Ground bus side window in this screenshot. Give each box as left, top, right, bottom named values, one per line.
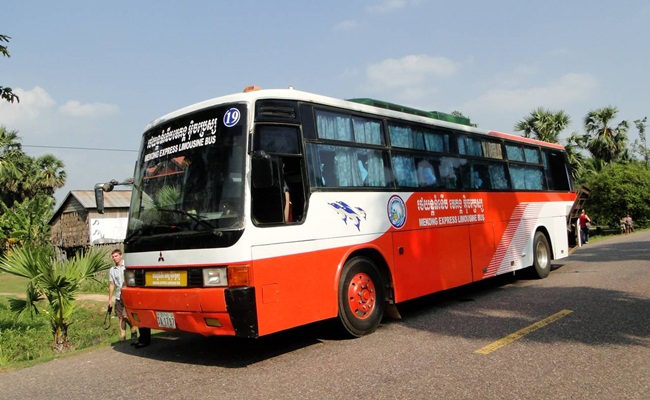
left=319, top=150, right=336, bottom=187
left=417, top=159, right=437, bottom=187
left=439, top=157, right=462, bottom=189
left=488, top=163, right=510, bottom=190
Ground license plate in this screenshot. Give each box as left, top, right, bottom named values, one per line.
left=156, top=311, right=176, bottom=329
left=145, top=270, right=187, bottom=287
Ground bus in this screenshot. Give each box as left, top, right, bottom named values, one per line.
left=97, top=86, right=576, bottom=338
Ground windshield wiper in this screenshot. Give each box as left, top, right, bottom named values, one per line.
left=157, top=208, right=215, bottom=231
left=124, top=224, right=181, bottom=244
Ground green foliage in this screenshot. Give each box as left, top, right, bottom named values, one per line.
left=1, top=127, right=65, bottom=252
left=583, top=107, right=629, bottom=164
left=0, top=195, right=54, bottom=249
left=0, top=246, right=112, bottom=352
left=584, top=163, right=650, bottom=228
left=78, top=270, right=109, bottom=293
left=0, top=34, right=19, bottom=103
left=632, top=117, right=649, bottom=168
left=514, top=107, right=570, bottom=143
left=0, top=297, right=119, bottom=369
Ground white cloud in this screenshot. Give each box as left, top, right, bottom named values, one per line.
left=367, top=0, right=409, bottom=13
left=361, top=54, right=459, bottom=104
left=59, top=100, right=119, bottom=118
left=458, top=72, right=600, bottom=133
left=366, top=54, right=459, bottom=91
left=0, top=86, right=56, bottom=128
left=469, top=73, right=599, bottom=113
left=0, top=86, right=120, bottom=138
left=333, top=19, right=357, bottom=32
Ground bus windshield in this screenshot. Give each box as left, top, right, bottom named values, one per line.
left=127, top=104, right=247, bottom=240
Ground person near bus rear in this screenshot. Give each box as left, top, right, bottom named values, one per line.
left=108, top=249, right=138, bottom=341
left=132, top=327, right=151, bottom=348
left=578, top=209, right=591, bottom=244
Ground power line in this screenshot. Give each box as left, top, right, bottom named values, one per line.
left=23, top=144, right=138, bottom=153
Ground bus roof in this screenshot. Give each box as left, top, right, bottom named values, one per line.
left=144, top=87, right=566, bottom=151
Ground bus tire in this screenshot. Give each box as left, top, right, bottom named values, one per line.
left=337, top=256, right=385, bottom=337
left=531, top=231, right=551, bottom=279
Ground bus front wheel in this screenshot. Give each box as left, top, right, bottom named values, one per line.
left=531, top=231, right=551, bottom=279
left=337, top=256, right=385, bottom=337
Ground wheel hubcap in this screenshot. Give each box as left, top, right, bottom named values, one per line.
left=536, top=242, right=549, bottom=268
left=347, top=272, right=376, bottom=319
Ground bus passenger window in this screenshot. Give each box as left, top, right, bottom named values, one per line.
left=440, top=157, right=463, bottom=189
left=417, top=160, right=437, bottom=187
left=489, top=163, right=510, bottom=189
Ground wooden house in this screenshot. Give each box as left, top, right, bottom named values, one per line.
left=49, top=190, right=131, bottom=258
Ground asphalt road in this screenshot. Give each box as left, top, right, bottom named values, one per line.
left=1, top=231, right=649, bottom=400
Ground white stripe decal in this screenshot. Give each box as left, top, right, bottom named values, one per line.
left=484, top=203, right=544, bottom=277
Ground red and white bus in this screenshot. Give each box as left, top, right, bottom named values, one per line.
left=104, top=86, right=576, bottom=338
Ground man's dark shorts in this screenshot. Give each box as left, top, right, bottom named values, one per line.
left=114, top=299, right=127, bottom=318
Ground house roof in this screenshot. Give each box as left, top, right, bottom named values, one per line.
left=49, top=190, right=131, bottom=224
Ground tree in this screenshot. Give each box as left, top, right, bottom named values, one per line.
left=33, top=154, right=67, bottom=196
left=583, top=106, right=629, bottom=164
left=0, top=195, right=55, bottom=248
left=584, top=162, right=650, bottom=228
left=0, top=246, right=112, bottom=352
left=564, top=132, right=589, bottom=183
left=0, top=127, right=66, bottom=252
left=632, top=117, right=649, bottom=169
left=514, top=107, right=570, bottom=143
left=0, top=34, right=19, bottom=103
left=0, top=127, right=23, bottom=184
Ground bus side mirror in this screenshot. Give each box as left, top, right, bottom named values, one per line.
left=252, top=151, right=275, bottom=188
left=94, top=179, right=127, bottom=214
left=94, top=184, right=106, bottom=214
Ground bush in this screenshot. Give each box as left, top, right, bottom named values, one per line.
left=585, top=163, right=650, bottom=228
left=0, top=297, right=120, bottom=370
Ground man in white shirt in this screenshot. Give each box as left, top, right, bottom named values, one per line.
left=108, top=249, right=137, bottom=341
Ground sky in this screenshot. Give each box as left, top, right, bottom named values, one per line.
left=2, top=0, right=649, bottom=206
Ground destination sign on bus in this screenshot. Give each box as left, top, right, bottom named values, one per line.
left=143, top=115, right=223, bottom=162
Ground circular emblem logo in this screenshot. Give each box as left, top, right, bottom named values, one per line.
left=387, top=195, right=407, bottom=229
left=223, top=108, right=241, bottom=127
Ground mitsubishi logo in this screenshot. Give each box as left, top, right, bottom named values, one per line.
left=158, top=252, right=165, bottom=262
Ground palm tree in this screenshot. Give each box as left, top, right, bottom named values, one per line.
left=565, top=132, right=589, bottom=182
left=514, top=108, right=571, bottom=143
left=0, top=127, right=23, bottom=185
left=0, top=246, right=112, bottom=352
left=33, top=154, right=67, bottom=195
left=0, top=128, right=67, bottom=204
left=583, top=106, right=629, bottom=164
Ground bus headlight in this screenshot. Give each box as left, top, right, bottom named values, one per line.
left=203, top=267, right=228, bottom=287
left=124, top=270, right=136, bottom=287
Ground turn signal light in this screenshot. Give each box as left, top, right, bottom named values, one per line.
left=228, top=265, right=250, bottom=287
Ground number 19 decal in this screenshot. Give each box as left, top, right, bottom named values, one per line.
left=223, top=108, right=241, bottom=127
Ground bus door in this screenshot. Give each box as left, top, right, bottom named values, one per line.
left=391, top=226, right=472, bottom=302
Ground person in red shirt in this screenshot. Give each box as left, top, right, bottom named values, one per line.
left=578, top=209, right=591, bottom=244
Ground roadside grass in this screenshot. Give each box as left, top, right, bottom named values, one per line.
left=0, top=295, right=121, bottom=372
left=0, top=271, right=109, bottom=295
left=0, top=273, right=29, bottom=294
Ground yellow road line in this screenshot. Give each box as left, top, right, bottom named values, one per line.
left=475, top=309, right=573, bottom=355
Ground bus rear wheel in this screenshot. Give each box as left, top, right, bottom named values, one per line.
left=531, top=231, right=551, bottom=279
left=337, top=256, right=385, bottom=337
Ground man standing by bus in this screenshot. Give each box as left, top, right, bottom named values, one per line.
left=108, top=249, right=137, bottom=341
